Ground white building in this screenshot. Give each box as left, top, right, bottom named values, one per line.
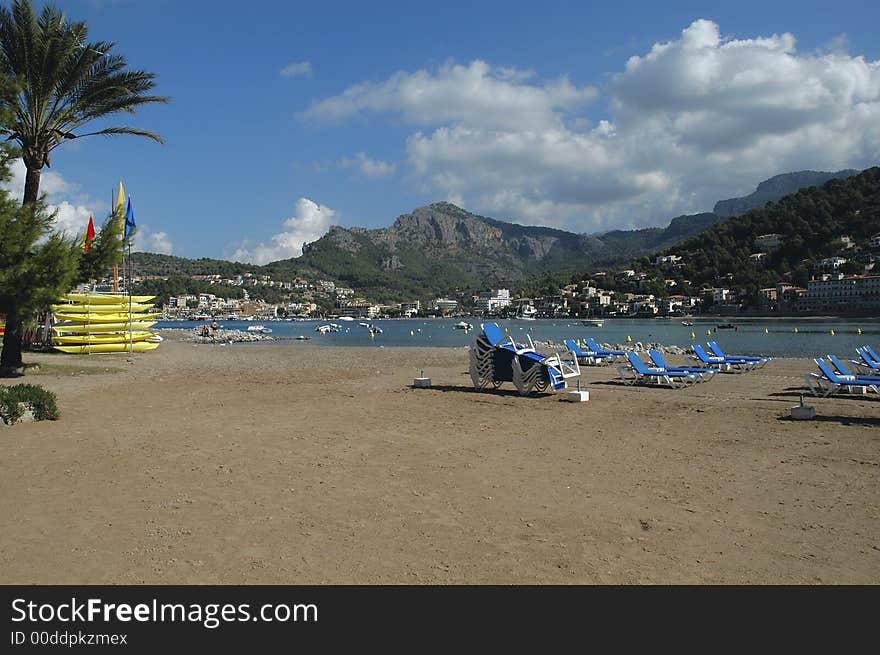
left=475, top=289, right=511, bottom=314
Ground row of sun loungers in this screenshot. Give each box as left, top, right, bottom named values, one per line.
left=805, top=346, right=880, bottom=397
left=617, top=350, right=716, bottom=388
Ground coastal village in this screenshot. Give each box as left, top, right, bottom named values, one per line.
left=126, top=228, right=880, bottom=321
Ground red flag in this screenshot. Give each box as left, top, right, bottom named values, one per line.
left=83, top=215, right=95, bottom=253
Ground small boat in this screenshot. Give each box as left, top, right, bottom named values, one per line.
left=453, top=321, right=473, bottom=330
left=359, top=322, right=371, bottom=327
left=681, top=320, right=694, bottom=326
left=247, top=325, right=272, bottom=334
left=581, top=319, right=604, bottom=327
left=315, top=324, right=338, bottom=334
left=369, top=326, right=383, bottom=334
left=514, top=305, right=538, bottom=320
left=716, top=323, right=736, bottom=330
left=295, top=335, right=312, bottom=340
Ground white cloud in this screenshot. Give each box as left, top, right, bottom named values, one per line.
left=1, top=159, right=104, bottom=237
left=232, top=197, right=335, bottom=265
left=281, top=61, right=313, bottom=78
left=302, top=22, right=880, bottom=232
left=339, top=152, right=396, bottom=178
left=131, top=227, right=173, bottom=255
left=301, top=59, right=597, bottom=132
left=2, top=159, right=176, bottom=253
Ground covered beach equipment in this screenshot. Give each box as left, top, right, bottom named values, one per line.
left=648, top=348, right=716, bottom=382
left=618, top=350, right=701, bottom=388
left=707, top=341, right=770, bottom=368
left=804, top=357, right=880, bottom=397
left=470, top=322, right=580, bottom=396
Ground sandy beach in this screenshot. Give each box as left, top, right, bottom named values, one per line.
left=1, top=334, right=878, bottom=584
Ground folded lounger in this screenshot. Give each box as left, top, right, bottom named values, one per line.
left=691, top=343, right=756, bottom=373
left=648, top=348, right=716, bottom=381
left=584, top=337, right=627, bottom=361
left=564, top=338, right=603, bottom=366
left=470, top=322, right=580, bottom=396
left=618, top=350, right=700, bottom=388
left=707, top=341, right=770, bottom=368
left=804, top=357, right=880, bottom=397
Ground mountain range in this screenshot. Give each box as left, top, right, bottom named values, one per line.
left=131, top=168, right=862, bottom=301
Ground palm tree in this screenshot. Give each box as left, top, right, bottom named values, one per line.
left=0, top=0, right=168, bottom=205
left=0, top=0, right=166, bottom=374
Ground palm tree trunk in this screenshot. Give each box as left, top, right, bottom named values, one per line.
left=0, top=306, right=24, bottom=375
left=22, top=162, right=41, bottom=206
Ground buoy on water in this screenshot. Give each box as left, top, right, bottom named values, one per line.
left=690, top=331, right=696, bottom=339
left=764, top=328, right=769, bottom=334
left=409, top=330, right=414, bottom=336
left=857, top=327, right=862, bottom=335
left=830, top=329, right=835, bottom=336
left=794, top=327, right=799, bottom=333
left=626, top=335, right=632, bottom=343
left=706, top=329, right=711, bottom=336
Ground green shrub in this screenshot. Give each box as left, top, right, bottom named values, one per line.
left=0, top=384, right=60, bottom=423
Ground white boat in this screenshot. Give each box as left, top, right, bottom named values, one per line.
left=247, top=324, right=272, bottom=334
left=514, top=305, right=537, bottom=320
left=453, top=321, right=473, bottom=330
left=359, top=322, right=371, bottom=327
left=681, top=320, right=694, bottom=326
left=581, top=319, right=604, bottom=327
left=315, top=324, right=339, bottom=334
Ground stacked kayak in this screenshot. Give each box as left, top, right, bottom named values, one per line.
left=51, top=293, right=161, bottom=354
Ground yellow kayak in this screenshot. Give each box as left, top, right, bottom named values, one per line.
left=53, top=331, right=157, bottom=344
left=53, top=312, right=162, bottom=323
left=61, top=293, right=156, bottom=304
left=53, top=321, right=157, bottom=334
left=54, top=341, right=160, bottom=354
left=52, top=321, right=156, bottom=334
left=52, top=303, right=156, bottom=314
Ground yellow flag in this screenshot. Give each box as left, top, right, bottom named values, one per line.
left=115, top=180, right=127, bottom=234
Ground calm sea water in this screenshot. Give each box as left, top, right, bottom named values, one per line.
left=155, top=317, right=880, bottom=359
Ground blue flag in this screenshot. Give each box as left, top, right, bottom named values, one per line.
left=124, top=197, right=136, bottom=240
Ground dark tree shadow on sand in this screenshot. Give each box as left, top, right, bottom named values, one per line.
left=414, top=384, right=554, bottom=399
left=777, top=414, right=880, bottom=428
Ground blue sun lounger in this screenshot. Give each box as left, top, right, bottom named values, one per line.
left=805, top=357, right=880, bottom=397
left=692, top=343, right=756, bottom=373
left=618, top=350, right=700, bottom=388
left=584, top=337, right=627, bottom=361
left=853, top=346, right=880, bottom=374
left=564, top=338, right=604, bottom=365
left=707, top=341, right=770, bottom=368
left=826, top=354, right=880, bottom=383
left=470, top=322, right=580, bottom=395
left=649, top=348, right=716, bottom=381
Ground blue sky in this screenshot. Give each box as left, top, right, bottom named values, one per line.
left=4, top=0, right=880, bottom=261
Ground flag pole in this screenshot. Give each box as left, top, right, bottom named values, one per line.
left=112, top=187, right=119, bottom=293
left=128, top=238, right=133, bottom=355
